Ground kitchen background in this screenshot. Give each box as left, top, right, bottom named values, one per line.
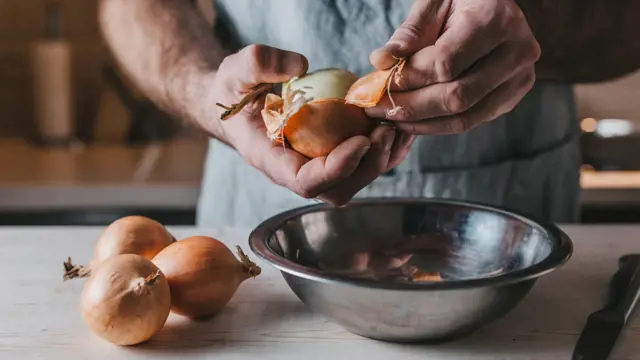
left=0, top=1, right=639, bottom=226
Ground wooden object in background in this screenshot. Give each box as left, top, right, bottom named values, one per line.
left=0, top=0, right=101, bottom=139
left=30, top=2, right=74, bottom=145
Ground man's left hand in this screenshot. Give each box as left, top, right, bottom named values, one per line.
left=367, top=0, right=541, bottom=135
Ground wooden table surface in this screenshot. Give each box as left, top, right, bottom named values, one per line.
left=1, top=225, right=639, bottom=359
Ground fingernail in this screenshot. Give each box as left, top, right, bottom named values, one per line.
left=370, top=43, right=403, bottom=70
left=284, top=52, right=309, bottom=76
left=384, top=42, right=403, bottom=56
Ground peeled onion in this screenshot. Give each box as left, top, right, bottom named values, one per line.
left=64, top=216, right=175, bottom=280
left=80, top=254, right=171, bottom=346
left=218, top=59, right=406, bottom=158
left=152, top=236, right=261, bottom=319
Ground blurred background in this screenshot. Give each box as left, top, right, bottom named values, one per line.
left=0, top=1, right=639, bottom=226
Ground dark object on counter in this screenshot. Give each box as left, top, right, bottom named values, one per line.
left=572, top=254, right=640, bottom=360
left=249, top=197, right=573, bottom=343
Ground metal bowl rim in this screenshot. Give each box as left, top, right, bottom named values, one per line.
left=248, top=197, right=573, bottom=291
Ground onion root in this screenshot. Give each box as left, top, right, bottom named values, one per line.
left=236, top=245, right=262, bottom=278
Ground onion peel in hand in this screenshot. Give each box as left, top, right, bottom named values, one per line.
left=216, top=58, right=407, bottom=158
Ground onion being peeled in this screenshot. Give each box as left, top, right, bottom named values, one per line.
left=217, top=59, right=406, bottom=158
left=152, top=236, right=261, bottom=319
left=80, top=254, right=171, bottom=346
left=64, top=216, right=175, bottom=280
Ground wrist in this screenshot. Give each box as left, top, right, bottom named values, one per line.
left=165, top=67, right=230, bottom=145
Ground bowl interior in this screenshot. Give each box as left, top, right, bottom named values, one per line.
left=260, top=200, right=565, bottom=284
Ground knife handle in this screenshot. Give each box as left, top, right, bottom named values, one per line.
left=606, top=254, right=640, bottom=323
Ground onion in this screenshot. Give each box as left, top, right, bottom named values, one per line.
left=80, top=254, right=171, bottom=346
left=151, top=236, right=261, bottom=319
left=217, top=59, right=406, bottom=158
left=64, top=216, right=175, bottom=280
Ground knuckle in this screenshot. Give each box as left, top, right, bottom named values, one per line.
left=450, top=116, right=478, bottom=133
left=398, top=122, right=420, bottom=135
left=529, top=40, right=542, bottom=62
left=393, top=104, right=416, bottom=121
left=443, top=81, right=472, bottom=114
left=434, top=49, right=456, bottom=82
left=395, top=23, right=423, bottom=44
left=245, top=44, right=271, bottom=74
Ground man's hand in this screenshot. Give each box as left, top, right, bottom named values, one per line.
left=210, top=45, right=414, bottom=205
left=367, top=0, right=541, bottom=135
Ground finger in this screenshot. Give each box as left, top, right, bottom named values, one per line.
left=395, top=69, right=535, bottom=135
left=387, top=131, right=416, bottom=171
left=369, top=0, right=451, bottom=70
left=221, top=44, right=309, bottom=87
left=244, top=129, right=372, bottom=199
left=366, top=42, right=534, bottom=121
left=388, top=14, right=509, bottom=91
left=317, top=125, right=396, bottom=206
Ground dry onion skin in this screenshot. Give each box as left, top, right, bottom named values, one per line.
left=64, top=216, right=175, bottom=280
left=217, top=59, right=406, bottom=158
left=80, top=254, right=171, bottom=346
left=152, top=236, right=261, bottom=319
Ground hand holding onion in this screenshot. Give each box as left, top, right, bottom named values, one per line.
left=209, top=44, right=415, bottom=206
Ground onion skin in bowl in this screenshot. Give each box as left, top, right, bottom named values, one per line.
left=218, top=59, right=406, bottom=159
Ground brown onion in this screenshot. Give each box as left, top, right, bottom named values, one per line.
left=218, top=59, right=406, bottom=158
left=80, top=254, right=171, bottom=346
left=64, top=216, right=175, bottom=280
left=152, top=236, right=261, bottom=319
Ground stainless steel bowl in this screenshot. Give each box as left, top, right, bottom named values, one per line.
left=248, top=198, right=573, bottom=343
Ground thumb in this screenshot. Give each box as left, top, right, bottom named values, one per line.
left=232, top=44, right=309, bottom=86
left=370, top=0, right=450, bottom=70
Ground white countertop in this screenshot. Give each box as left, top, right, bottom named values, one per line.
left=1, top=225, right=639, bottom=359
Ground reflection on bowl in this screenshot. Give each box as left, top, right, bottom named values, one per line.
left=249, top=198, right=573, bottom=343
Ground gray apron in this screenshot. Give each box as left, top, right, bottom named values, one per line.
left=197, top=0, right=582, bottom=229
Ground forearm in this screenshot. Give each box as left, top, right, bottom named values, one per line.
left=517, top=0, right=640, bottom=83
left=99, top=0, right=227, bottom=141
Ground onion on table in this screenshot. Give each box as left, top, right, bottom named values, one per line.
left=61, top=215, right=261, bottom=346
left=152, top=236, right=262, bottom=319
left=79, top=254, right=171, bottom=346
left=63, top=216, right=175, bottom=280
left=217, top=58, right=406, bottom=158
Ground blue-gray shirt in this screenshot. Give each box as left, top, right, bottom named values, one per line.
left=197, top=0, right=581, bottom=228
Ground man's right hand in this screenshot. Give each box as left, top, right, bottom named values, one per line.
left=206, top=44, right=414, bottom=205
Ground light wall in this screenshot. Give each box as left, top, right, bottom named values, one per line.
left=574, top=70, right=640, bottom=122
